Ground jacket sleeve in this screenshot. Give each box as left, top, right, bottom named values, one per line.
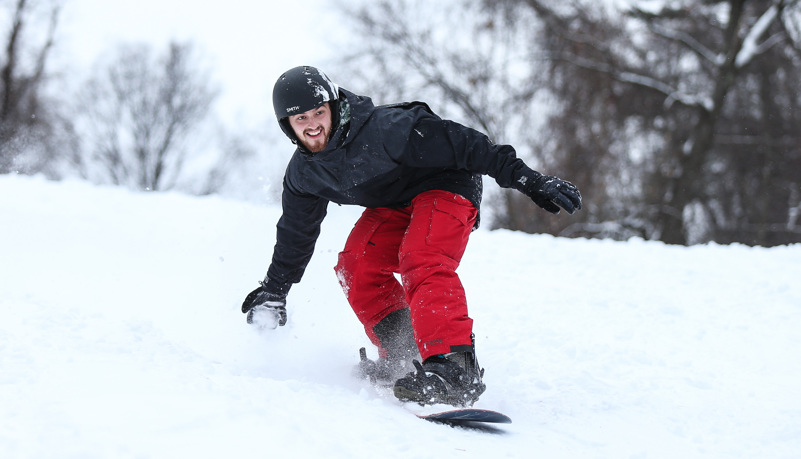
left=265, top=175, right=329, bottom=289
left=401, top=111, right=536, bottom=190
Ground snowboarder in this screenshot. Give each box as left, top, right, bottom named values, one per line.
left=241, top=66, right=582, bottom=407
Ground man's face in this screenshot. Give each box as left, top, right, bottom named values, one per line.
left=287, top=103, right=333, bottom=153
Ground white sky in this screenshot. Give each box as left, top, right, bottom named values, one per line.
left=56, top=0, right=343, bottom=127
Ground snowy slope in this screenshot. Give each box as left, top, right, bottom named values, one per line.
left=1, top=175, right=800, bottom=458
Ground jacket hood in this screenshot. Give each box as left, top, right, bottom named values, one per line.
left=336, top=88, right=375, bottom=144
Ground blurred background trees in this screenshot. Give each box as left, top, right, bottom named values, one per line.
left=0, top=0, right=70, bottom=177
left=510, top=0, right=801, bottom=246
left=339, top=0, right=801, bottom=246
left=0, top=1, right=264, bottom=195
left=2, top=0, right=800, bottom=246
left=72, top=42, right=217, bottom=191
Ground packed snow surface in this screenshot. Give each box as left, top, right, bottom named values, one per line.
left=2, top=175, right=800, bottom=458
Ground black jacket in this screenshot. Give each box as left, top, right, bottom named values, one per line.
left=265, top=89, right=536, bottom=291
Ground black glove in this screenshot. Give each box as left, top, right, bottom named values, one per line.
left=242, top=282, right=288, bottom=328
left=516, top=171, right=582, bottom=215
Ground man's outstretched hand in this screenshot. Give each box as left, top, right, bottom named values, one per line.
left=517, top=172, right=582, bottom=215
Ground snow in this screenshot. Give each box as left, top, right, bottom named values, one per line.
left=2, top=174, right=800, bottom=458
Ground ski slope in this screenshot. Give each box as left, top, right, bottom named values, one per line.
left=1, top=175, right=800, bottom=458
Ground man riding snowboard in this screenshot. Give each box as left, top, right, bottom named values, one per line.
left=242, top=66, right=582, bottom=407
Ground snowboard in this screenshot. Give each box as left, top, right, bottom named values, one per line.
left=418, top=408, right=512, bottom=425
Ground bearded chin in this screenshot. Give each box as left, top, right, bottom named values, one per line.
left=303, top=130, right=330, bottom=153
left=308, top=142, right=326, bottom=153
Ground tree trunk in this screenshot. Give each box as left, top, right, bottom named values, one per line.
left=658, top=0, right=746, bottom=245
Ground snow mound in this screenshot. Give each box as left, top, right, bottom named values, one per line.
left=1, top=175, right=800, bottom=458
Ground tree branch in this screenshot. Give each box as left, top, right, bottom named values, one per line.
left=735, top=1, right=786, bottom=68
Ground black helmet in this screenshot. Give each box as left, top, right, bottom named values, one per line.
left=273, top=66, right=340, bottom=142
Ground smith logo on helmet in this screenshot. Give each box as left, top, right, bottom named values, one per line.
left=286, top=106, right=300, bottom=113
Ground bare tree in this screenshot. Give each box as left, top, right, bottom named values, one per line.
left=339, top=0, right=539, bottom=140
left=334, top=0, right=801, bottom=245
left=337, top=0, right=590, bottom=234
left=75, top=41, right=218, bottom=191
left=0, top=0, right=64, bottom=175
left=505, top=0, right=801, bottom=245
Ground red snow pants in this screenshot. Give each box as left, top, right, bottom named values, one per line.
left=334, top=190, right=477, bottom=361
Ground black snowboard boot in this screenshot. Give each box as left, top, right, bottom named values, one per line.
left=392, top=335, right=485, bottom=407
left=355, top=308, right=419, bottom=384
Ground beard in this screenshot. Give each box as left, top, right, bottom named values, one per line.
left=300, top=125, right=331, bottom=153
